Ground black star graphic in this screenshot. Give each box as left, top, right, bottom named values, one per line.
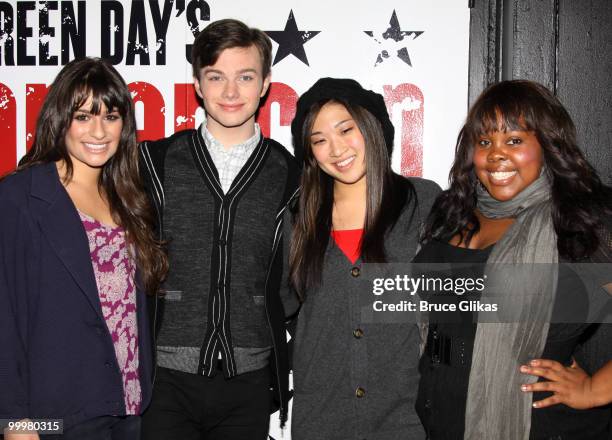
left=265, top=10, right=320, bottom=66
left=364, top=10, right=424, bottom=67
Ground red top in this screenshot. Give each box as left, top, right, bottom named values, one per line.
left=331, top=229, right=364, bottom=264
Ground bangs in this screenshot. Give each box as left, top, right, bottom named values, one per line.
left=466, top=88, right=540, bottom=140
left=70, top=70, right=130, bottom=116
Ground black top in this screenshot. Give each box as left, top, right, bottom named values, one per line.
left=414, top=239, right=611, bottom=440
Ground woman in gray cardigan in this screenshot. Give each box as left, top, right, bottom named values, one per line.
left=282, top=78, right=440, bottom=439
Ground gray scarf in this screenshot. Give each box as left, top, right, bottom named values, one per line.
left=464, top=173, right=558, bottom=440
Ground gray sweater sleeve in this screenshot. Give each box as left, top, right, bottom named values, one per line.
left=406, top=177, right=442, bottom=245
left=280, top=208, right=301, bottom=319
left=407, top=177, right=442, bottom=223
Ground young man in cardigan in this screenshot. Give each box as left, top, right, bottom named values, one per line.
left=140, top=19, right=298, bottom=439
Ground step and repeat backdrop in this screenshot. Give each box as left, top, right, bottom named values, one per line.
left=0, top=0, right=470, bottom=437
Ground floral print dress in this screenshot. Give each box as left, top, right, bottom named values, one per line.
left=80, top=211, right=142, bottom=415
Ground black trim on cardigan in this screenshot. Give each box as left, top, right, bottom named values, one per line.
left=190, top=130, right=271, bottom=378
left=138, top=129, right=300, bottom=427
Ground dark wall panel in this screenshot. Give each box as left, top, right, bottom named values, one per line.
left=510, top=0, right=557, bottom=91
left=468, top=0, right=501, bottom=105
left=557, top=1, right=612, bottom=183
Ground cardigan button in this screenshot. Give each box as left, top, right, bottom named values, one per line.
left=353, top=328, right=364, bottom=339
left=355, top=387, right=365, bottom=398
left=351, top=267, right=360, bottom=277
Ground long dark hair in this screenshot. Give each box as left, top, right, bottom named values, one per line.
left=18, top=57, right=168, bottom=294
left=289, top=99, right=412, bottom=299
left=422, top=80, right=612, bottom=260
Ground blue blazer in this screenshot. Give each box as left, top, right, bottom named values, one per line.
left=0, top=162, right=152, bottom=429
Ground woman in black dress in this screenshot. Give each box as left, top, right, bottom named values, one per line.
left=415, top=80, right=612, bottom=439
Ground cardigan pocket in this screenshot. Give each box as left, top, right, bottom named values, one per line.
left=163, top=290, right=182, bottom=301
left=229, top=283, right=269, bottom=345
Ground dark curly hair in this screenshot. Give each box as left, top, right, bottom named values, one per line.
left=421, top=80, right=612, bottom=260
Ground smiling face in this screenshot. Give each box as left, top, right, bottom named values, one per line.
left=309, top=102, right=367, bottom=187
left=64, top=96, right=123, bottom=174
left=193, top=45, right=271, bottom=143
left=473, top=129, right=544, bottom=201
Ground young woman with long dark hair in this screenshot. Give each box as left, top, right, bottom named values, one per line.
left=0, top=57, right=167, bottom=440
left=283, top=78, right=440, bottom=439
left=415, top=80, right=612, bottom=439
